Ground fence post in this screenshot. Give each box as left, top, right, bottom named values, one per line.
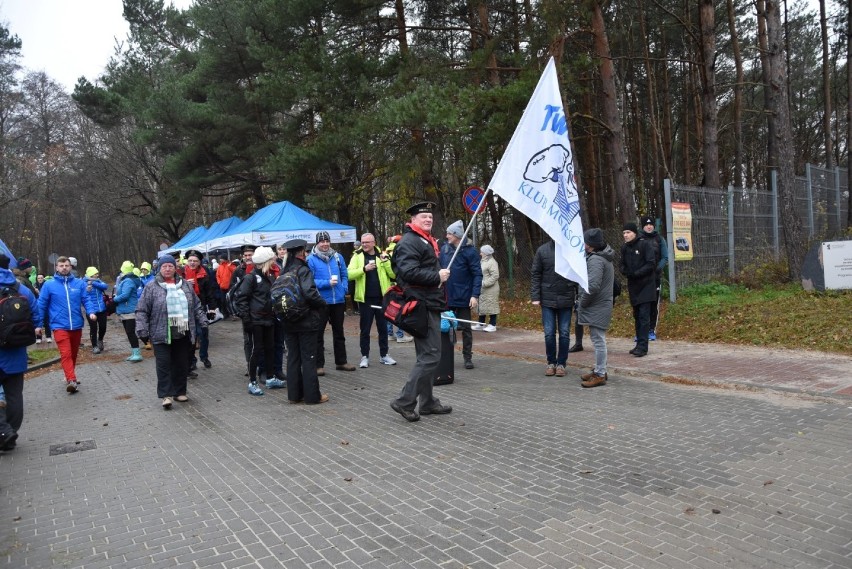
left=805, top=163, right=815, bottom=237
left=836, top=166, right=842, bottom=234
left=728, top=185, right=735, bottom=275
left=664, top=178, right=676, bottom=303
left=772, top=170, right=780, bottom=260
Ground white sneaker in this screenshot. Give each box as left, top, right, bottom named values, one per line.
left=36, top=338, right=42, bottom=344
left=396, top=335, right=414, bottom=343
left=46, top=338, right=52, bottom=343
left=483, top=324, right=497, bottom=332
left=359, top=355, right=369, bottom=368
left=379, top=355, right=397, bottom=365
left=470, top=323, right=483, bottom=331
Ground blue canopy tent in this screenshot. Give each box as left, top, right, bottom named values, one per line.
left=161, top=225, right=208, bottom=256
left=205, top=201, right=357, bottom=250
left=0, top=237, right=17, bottom=269
left=176, top=216, right=243, bottom=254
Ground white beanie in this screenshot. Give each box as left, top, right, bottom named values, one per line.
left=480, top=244, right=494, bottom=256
left=251, top=246, right=275, bottom=265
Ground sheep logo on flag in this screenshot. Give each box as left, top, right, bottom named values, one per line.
left=524, top=144, right=581, bottom=227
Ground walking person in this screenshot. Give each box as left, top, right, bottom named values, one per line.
left=279, top=239, right=329, bottom=405
left=235, top=246, right=285, bottom=396
left=531, top=240, right=579, bottom=377
left=439, top=220, right=482, bottom=369
left=308, top=231, right=355, bottom=374
left=36, top=256, right=98, bottom=393
left=473, top=244, right=500, bottom=332
left=577, top=228, right=615, bottom=387
left=113, top=260, right=143, bottom=362
left=0, top=264, right=41, bottom=451
left=640, top=216, right=668, bottom=340
left=34, top=273, right=52, bottom=344
left=389, top=201, right=452, bottom=423
left=347, top=233, right=396, bottom=369
left=83, top=267, right=109, bottom=354
left=621, top=222, right=657, bottom=357
left=136, top=255, right=208, bottom=409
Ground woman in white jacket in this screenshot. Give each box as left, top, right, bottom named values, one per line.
left=473, top=245, right=500, bottom=332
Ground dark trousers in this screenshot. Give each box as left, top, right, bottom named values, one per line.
left=632, top=302, right=653, bottom=352
left=153, top=335, right=192, bottom=398
left=393, top=310, right=442, bottom=412
left=0, top=371, right=24, bottom=438
left=88, top=311, right=108, bottom=346
left=249, top=324, right=275, bottom=381
left=448, top=305, right=472, bottom=362
left=316, top=303, right=347, bottom=367
left=242, top=322, right=253, bottom=363
left=122, top=318, right=139, bottom=349
left=360, top=296, right=389, bottom=358
left=285, top=330, right=321, bottom=403
left=257, top=319, right=285, bottom=377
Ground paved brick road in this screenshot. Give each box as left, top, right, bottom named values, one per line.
left=1, top=318, right=850, bottom=568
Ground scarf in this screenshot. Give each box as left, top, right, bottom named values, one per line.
left=157, top=277, right=189, bottom=341
left=311, top=245, right=336, bottom=263
left=406, top=222, right=439, bottom=257
left=183, top=265, right=207, bottom=295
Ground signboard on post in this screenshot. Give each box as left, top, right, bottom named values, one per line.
left=671, top=202, right=694, bottom=261
left=822, top=241, right=852, bottom=290
left=462, top=186, right=486, bottom=215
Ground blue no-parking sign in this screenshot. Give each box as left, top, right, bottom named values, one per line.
left=463, top=186, right=486, bottom=214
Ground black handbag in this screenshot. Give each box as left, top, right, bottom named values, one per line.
left=382, top=285, right=428, bottom=339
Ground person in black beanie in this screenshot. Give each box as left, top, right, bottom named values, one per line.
left=620, top=222, right=656, bottom=357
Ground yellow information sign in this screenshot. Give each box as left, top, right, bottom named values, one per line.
left=671, top=202, right=693, bottom=261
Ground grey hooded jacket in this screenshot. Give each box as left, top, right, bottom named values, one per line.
left=577, top=245, right=615, bottom=330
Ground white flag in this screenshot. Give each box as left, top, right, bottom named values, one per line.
left=488, top=57, right=588, bottom=292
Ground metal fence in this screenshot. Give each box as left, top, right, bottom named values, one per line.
left=664, top=165, right=850, bottom=301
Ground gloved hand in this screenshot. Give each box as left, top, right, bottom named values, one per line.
left=138, top=335, right=149, bottom=345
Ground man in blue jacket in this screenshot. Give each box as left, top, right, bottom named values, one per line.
left=36, top=256, right=98, bottom=393
left=0, top=266, right=41, bottom=450
left=439, top=220, right=482, bottom=369
left=307, top=231, right=356, bottom=374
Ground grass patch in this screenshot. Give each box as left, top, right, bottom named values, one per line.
left=28, top=348, right=59, bottom=365
left=498, top=283, right=852, bottom=355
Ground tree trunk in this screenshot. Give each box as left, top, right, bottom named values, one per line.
left=819, top=0, right=834, bottom=168
left=765, top=0, right=806, bottom=279
left=757, top=0, right=776, bottom=188
left=590, top=1, right=636, bottom=222
left=726, top=0, right=744, bottom=188
left=393, top=0, right=408, bottom=55
left=698, top=0, right=720, bottom=188
left=848, top=0, right=852, bottom=227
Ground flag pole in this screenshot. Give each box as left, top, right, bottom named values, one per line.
left=445, top=187, right=492, bottom=271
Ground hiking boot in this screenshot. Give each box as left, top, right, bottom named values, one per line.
left=97, top=340, right=104, bottom=351
left=581, top=371, right=607, bottom=382
left=162, top=396, right=173, bottom=409
left=464, top=360, right=474, bottom=369
left=568, top=344, right=583, bottom=353
left=379, top=355, right=397, bottom=365
left=144, top=341, right=152, bottom=350
left=336, top=363, right=356, bottom=371
left=359, top=355, right=369, bottom=368
left=92, top=346, right=102, bottom=354
left=545, top=364, right=556, bottom=376
left=203, top=358, right=212, bottom=368
left=396, top=334, right=414, bottom=343
left=247, top=382, right=264, bottom=396
left=581, top=374, right=607, bottom=388
left=66, top=381, right=79, bottom=393
left=554, top=364, right=566, bottom=377
left=265, top=377, right=286, bottom=389
left=390, top=401, right=420, bottom=422
left=419, top=403, right=452, bottom=415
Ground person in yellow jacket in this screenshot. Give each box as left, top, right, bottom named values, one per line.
left=347, top=233, right=398, bottom=368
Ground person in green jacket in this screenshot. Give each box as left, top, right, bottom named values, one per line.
left=347, top=233, right=397, bottom=368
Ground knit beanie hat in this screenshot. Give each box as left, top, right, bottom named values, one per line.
left=640, top=216, right=654, bottom=227
left=17, top=258, right=33, bottom=271
left=85, top=266, right=99, bottom=278
left=252, top=246, right=275, bottom=265
left=480, top=244, right=495, bottom=256
left=583, top=228, right=606, bottom=250
left=140, top=261, right=152, bottom=272
left=623, top=222, right=639, bottom=234
left=120, top=260, right=135, bottom=274
left=158, top=255, right=177, bottom=269
left=68, top=257, right=78, bottom=267
left=447, top=220, right=464, bottom=239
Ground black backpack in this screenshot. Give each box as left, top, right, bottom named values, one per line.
left=0, top=282, right=37, bottom=348
left=271, top=269, right=309, bottom=322
left=225, top=274, right=244, bottom=317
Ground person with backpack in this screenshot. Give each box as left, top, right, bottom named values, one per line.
left=235, top=246, right=285, bottom=396
left=640, top=216, right=669, bottom=340
left=83, top=267, right=109, bottom=354
left=36, top=256, right=98, bottom=393
left=229, top=245, right=257, bottom=372
left=114, top=260, right=143, bottom=362
left=136, top=255, right=208, bottom=409
left=34, top=273, right=52, bottom=344
left=347, top=232, right=397, bottom=369
left=576, top=228, right=615, bottom=388
left=621, top=222, right=657, bottom=357
left=385, top=235, right=413, bottom=343
left=0, top=264, right=41, bottom=450
left=279, top=239, right=329, bottom=404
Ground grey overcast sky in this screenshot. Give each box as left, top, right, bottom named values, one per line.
left=0, top=0, right=191, bottom=92
left=0, top=0, right=826, bottom=94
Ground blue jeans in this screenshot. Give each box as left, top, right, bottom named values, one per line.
left=541, top=306, right=572, bottom=366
